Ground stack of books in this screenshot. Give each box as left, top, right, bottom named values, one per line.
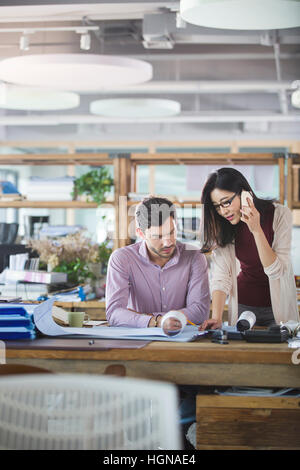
left=25, top=176, right=74, bottom=201
left=0, top=282, right=49, bottom=301
left=0, top=305, right=36, bottom=340
left=0, top=253, right=68, bottom=302
left=5, top=269, right=67, bottom=284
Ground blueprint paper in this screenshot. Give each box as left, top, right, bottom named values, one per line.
left=33, top=298, right=206, bottom=342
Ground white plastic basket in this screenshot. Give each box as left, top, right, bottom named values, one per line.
left=0, top=373, right=181, bottom=450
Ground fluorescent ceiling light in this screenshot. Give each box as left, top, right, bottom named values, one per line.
left=291, top=81, right=300, bottom=108
left=80, top=33, right=91, bottom=51
left=89, top=98, right=181, bottom=118
left=291, top=90, right=300, bottom=107
left=0, top=54, right=153, bottom=92
left=180, top=0, right=300, bottom=30
left=176, top=12, right=187, bottom=28
left=0, top=83, right=79, bottom=110
left=19, top=34, right=30, bottom=51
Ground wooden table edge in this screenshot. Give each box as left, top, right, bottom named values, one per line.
left=4, top=339, right=297, bottom=365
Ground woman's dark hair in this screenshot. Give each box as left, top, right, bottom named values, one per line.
left=200, top=167, right=274, bottom=252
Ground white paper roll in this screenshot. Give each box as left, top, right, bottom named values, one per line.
left=160, top=310, right=187, bottom=336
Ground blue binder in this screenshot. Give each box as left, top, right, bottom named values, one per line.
left=0, top=327, right=36, bottom=340
left=0, top=306, right=30, bottom=317
left=0, top=315, right=35, bottom=328
left=0, top=305, right=36, bottom=340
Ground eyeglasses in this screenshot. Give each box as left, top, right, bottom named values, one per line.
left=213, top=193, right=238, bottom=212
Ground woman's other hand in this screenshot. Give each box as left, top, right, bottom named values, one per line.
left=198, top=318, right=222, bottom=331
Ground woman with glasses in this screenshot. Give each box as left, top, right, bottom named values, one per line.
left=199, top=167, right=299, bottom=330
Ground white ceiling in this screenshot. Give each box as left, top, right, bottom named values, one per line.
left=0, top=1, right=300, bottom=141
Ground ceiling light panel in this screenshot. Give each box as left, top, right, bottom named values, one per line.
left=90, top=98, right=181, bottom=118
left=0, top=54, right=153, bottom=92
left=180, top=0, right=300, bottom=30
left=0, top=83, right=80, bottom=110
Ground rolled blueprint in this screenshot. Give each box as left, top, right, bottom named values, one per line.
left=161, top=310, right=187, bottom=337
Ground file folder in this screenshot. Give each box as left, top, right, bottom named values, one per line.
left=0, top=305, right=36, bottom=339
left=0, top=306, right=31, bottom=317
left=0, top=315, right=35, bottom=328
left=0, top=327, right=36, bottom=340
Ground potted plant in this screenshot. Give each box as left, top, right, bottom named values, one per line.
left=71, top=167, right=113, bottom=206
left=86, top=240, right=113, bottom=298
left=27, top=232, right=112, bottom=286
left=97, top=240, right=113, bottom=274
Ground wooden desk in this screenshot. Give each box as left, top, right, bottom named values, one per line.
left=5, top=338, right=300, bottom=388
left=196, top=394, right=300, bottom=450
left=5, top=338, right=300, bottom=450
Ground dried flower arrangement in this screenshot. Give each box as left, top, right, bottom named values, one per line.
left=27, top=231, right=112, bottom=284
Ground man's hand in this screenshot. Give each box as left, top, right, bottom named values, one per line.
left=148, top=313, right=184, bottom=330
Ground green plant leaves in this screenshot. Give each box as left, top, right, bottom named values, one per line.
left=54, top=258, right=94, bottom=284
left=72, top=167, right=114, bottom=206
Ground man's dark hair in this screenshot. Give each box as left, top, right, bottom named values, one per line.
left=136, top=196, right=176, bottom=232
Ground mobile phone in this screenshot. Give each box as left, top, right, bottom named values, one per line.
left=241, top=190, right=253, bottom=207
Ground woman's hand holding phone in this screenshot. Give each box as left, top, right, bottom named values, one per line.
left=240, top=190, right=261, bottom=233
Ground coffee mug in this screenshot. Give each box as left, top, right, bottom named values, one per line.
left=68, top=311, right=87, bottom=327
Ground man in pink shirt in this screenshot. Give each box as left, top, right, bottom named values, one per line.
left=106, top=196, right=210, bottom=447
left=106, top=196, right=210, bottom=330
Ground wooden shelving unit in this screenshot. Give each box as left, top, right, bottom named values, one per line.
left=0, top=147, right=298, bottom=248
left=121, top=151, right=287, bottom=248
left=287, top=153, right=300, bottom=210
left=0, top=200, right=100, bottom=208
left=0, top=153, right=110, bottom=166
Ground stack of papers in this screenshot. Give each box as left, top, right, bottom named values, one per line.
left=0, top=297, right=22, bottom=303
left=25, top=176, right=74, bottom=201
left=0, top=281, right=48, bottom=301
left=5, top=269, right=67, bottom=284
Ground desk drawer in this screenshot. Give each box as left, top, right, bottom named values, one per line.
left=196, top=395, right=300, bottom=450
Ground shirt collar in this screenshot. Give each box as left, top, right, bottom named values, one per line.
left=138, top=240, right=181, bottom=268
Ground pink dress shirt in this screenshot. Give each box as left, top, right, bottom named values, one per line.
left=105, top=240, right=210, bottom=327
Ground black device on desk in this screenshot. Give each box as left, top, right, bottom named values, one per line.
left=211, top=329, right=243, bottom=342
left=243, top=325, right=290, bottom=343
left=211, top=325, right=290, bottom=343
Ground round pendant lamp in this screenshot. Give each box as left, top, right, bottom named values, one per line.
left=180, top=0, right=300, bottom=30
left=0, top=83, right=79, bottom=110
left=0, top=54, right=153, bottom=92
left=89, top=98, right=181, bottom=118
